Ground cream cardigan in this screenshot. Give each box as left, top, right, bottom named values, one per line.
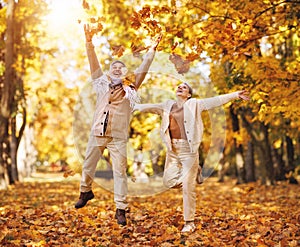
left=135, top=91, right=240, bottom=153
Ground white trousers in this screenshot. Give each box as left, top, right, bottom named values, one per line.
left=163, top=139, right=199, bottom=221
left=80, top=136, right=128, bottom=210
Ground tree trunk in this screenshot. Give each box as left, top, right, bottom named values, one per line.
left=18, top=123, right=37, bottom=179
left=272, top=141, right=286, bottom=181
left=235, top=146, right=245, bottom=184
left=259, top=124, right=275, bottom=185
left=286, top=135, right=294, bottom=169
left=230, top=106, right=245, bottom=184
left=285, top=135, right=298, bottom=184
left=0, top=117, right=9, bottom=189
left=244, top=141, right=255, bottom=182
left=0, top=0, right=17, bottom=185
left=1, top=0, right=15, bottom=118
left=217, top=152, right=226, bottom=182
left=241, top=113, right=275, bottom=185
left=10, top=116, right=19, bottom=182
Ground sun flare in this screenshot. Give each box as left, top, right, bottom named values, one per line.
left=45, top=0, right=83, bottom=36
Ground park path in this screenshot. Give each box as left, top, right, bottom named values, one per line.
left=0, top=173, right=299, bottom=246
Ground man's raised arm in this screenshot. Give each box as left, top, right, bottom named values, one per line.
left=134, top=34, right=162, bottom=89
left=84, top=24, right=103, bottom=80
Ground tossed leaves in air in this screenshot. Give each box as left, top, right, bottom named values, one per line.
left=139, top=6, right=151, bottom=19
left=169, top=54, right=190, bottom=74
left=171, top=42, right=178, bottom=51
left=131, top=44, right=147, bottom=57
left=112, top=45, right=125, bottom=57
left=186, top=52, right=200, bottom=62
left=130, top=7, right=162, bottom=36
left=82, top=0, right=90, bottom=10
left=130, top=11, right=142, bottom=30
left=63, top=169, right=76, bottom=178
left=86, top=17, right=104, bottom=36
left=96, top=22, right=103, bottom=32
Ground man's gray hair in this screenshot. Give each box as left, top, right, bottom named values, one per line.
left=110, top=60, right=126, bottom=68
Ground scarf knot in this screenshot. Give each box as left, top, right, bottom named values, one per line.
left=93, top=74, right=140, bottom=109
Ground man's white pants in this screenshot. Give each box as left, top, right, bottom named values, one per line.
left=163, top=139, right=199, bottom=222
left=80, top=136, right=128, bottom=210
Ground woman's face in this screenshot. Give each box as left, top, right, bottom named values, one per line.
left=176, top=83, right=191, bottom=99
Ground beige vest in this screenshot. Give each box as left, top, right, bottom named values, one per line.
left=92, top=74, right=138, bottom=139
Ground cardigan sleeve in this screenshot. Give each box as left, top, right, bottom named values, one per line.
left=134, top=102, right=164, bottom=115
left=198, top=91, right=240, bottom=110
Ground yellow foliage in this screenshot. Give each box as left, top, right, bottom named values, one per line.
left=273, top=139, right=282, bottom=149
left=3, top=0, right=298, bottom=172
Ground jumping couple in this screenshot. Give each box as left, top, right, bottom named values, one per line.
left=74, top=25, right=249, bottom=233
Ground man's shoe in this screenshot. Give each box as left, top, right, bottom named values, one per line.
left=181, top=222, right=196, bottom=233
left=75, top=191, right=94, bottom=209
left=115, top=209, right=127, bottom=226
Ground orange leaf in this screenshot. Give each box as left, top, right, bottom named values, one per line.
left=186, top=52, right=199, bottom=61
left=82, top=0, right=89, bottom=10
left=171, top=42, right=178, bottom=51
left=63, top=169, right=76, bottom=178
left=139, top=6, right=151, bottom=19
left=96, top=22, right=103, bottom=32
left=112, top=45, right=125, bottom=57
left=90, top=17, right=97, bottom=23
left=130, top=12, right=142, bottom=30
left=131, top=44, right=147, bottom=56
left=169, top=54, right=190, bottom=74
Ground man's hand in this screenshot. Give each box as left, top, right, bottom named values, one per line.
left=238, top=90, right=250, bottom=101
left=84, top=24, right=94, bottom=43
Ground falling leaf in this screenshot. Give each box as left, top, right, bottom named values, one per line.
left=130, top=11, right=142, bottom=30
left=131, top=44, right=147, bottom=57
left=139, top=6, right=151, bottom=19
left=96, top=22, right=103, bottom=32
left=82, top=0, right=90, bottom=10
left=63, top=169, right=76, bottom=178
left=90, top=17, right=97, bottom=23
left=169, top=54, right=190, bottom=74
left=171, top=42, right=178, bottom=51
left=186, top=52, right=199, bottom=62
left=112, top=45, right=125, bottom=57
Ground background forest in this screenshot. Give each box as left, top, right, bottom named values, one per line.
left=0, top=0, right=299, bottom=189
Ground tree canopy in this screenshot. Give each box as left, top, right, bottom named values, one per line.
left=0, top=0, right=299, bottom=187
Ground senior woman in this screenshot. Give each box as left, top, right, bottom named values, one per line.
left=134, top=83, right=249, bottom=232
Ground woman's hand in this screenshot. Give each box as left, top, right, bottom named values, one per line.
left=238, top=90, right=250, bottom=101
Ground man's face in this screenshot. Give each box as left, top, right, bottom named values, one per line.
left=176, top=83, right=191, bottom=99
left=109, top=62, right=127, bottom=78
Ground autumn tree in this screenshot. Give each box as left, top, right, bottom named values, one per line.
left=0, top=0, right=49, bottom=188
left=1, top=0, right=298, bottom=187
left=76, top=0, right=299, bottom=184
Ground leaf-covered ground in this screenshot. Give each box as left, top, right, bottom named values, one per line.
left=0, top=174, right=299, bottom=247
